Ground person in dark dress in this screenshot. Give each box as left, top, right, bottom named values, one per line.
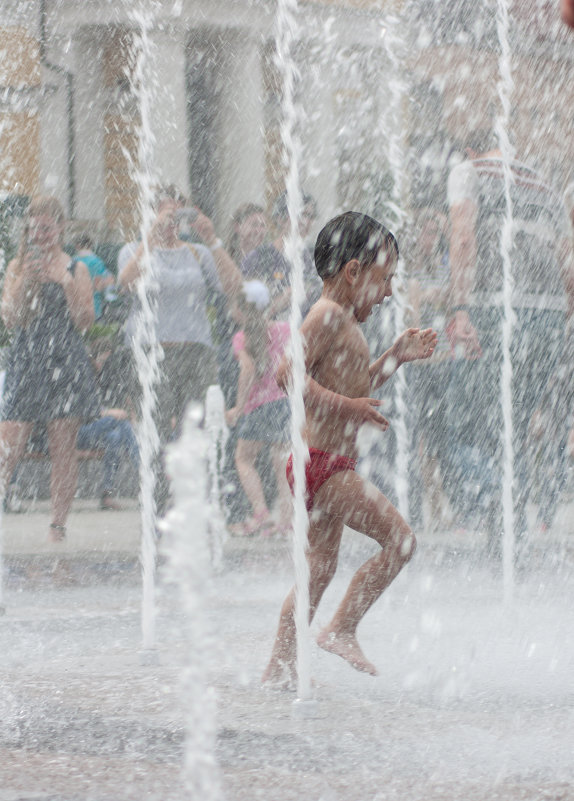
left=0, top=196, right=100, bottom=541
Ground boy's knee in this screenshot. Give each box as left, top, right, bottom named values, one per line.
left=398, top=527, right=417, bottom=563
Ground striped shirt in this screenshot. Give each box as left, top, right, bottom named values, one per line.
left=448, top=157, right=569, bottom=310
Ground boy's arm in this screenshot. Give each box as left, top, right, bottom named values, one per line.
left=369, top=327, right=438, bottom=391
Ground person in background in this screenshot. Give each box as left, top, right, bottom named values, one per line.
left=0, top=196, right=99, bottom=541
left=213, top=203, right=271, bottom=531
left=225, top=280, right=291, bottom=537
left=406, top=208, right=451, bottom=529
left=118, top=185, right=241, bottom=514
left=241, top=191, right=321, bottom=320
left=528, top=334, right=573, bottom=533
left=76, top=336, right=139, bottom=511
left=445, top=131, right=574, bottom=553
left=73, top=232, right=116, bottom=320
left=226, top=202, right=267, bottom=266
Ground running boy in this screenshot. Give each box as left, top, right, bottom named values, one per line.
left=262, top=211, right=437, bottom=686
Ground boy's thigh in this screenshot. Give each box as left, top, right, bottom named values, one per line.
left=313, top=469, right=410, bottom=546
left=307, top=509, right=344, bottom=554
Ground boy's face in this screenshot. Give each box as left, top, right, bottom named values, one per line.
left=352, top=248, right=396, bottom=322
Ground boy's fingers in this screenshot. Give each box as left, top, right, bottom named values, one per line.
left=370, top=408, right=389, bottom=425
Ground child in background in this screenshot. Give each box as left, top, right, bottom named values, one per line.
left=226, top=280, right=291, bottom=536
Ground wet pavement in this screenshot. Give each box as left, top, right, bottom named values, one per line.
left=1, top=500, right=574, bottom=800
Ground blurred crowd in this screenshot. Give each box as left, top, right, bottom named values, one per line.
left=1, top=142, right=573, bottom=550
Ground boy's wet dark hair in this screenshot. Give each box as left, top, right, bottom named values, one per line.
left=314, top=211, right=399, bottom=280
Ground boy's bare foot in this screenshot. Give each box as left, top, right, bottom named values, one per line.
left=261, top=658, right=297, bottom=691
left=317, top=629, right=378, bottom=676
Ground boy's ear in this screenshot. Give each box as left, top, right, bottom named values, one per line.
left=343, top=258, right=361, bottom=283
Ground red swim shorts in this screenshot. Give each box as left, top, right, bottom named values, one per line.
left=286, top=448, right=358, bottom=513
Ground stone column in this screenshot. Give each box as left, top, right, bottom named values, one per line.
left=72, top=27, right=106, bottom=225
left=216, top=30, right=266, bottom=227
left=147, top=25, right=189, bottom=195
left=300, top=53, right=339, bottom=221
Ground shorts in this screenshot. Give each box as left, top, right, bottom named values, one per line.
left=237, top=398, right=290, bottom=444
left=286, top=447, right=358, bottom=512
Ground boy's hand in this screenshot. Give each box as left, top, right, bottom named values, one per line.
left=394, top=327, right=438, bottom=364
left=346, top=397, right=389, bottom=431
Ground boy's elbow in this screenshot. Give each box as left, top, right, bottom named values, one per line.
left=276, top=363, right=290, bottom=392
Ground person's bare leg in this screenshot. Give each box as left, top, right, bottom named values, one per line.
left=262, top=513, right=344, bottom=687
left=235, top=438, right=268, bottom=517
left=47, top=418, right=81, bottom=535
left=271, top=445, right=291, bottom=530
left=314, top=471, right=416, bottom=676
left=0, top=421, right=33, bottom=497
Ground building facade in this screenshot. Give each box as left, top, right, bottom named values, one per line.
left=1, top=0, right=572, bottom=250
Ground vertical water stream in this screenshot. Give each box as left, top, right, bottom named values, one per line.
left=128, top=5, right=163, bottom=652
left=495, top=0, right=516, bottom=602
left=275, top=0, right=313, bottom=701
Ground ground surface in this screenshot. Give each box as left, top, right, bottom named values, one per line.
left=1, top=501, right=574, bottom=801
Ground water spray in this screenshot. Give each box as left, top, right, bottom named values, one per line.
left=495, top=0, right=516, bottom=603
left=382, top=12, right=411, bottom=521
left=127, top=5, right=163, bottom=658
left=275, top=0, right=316, bottom=714
left=162, top=402, right=222, bottom=801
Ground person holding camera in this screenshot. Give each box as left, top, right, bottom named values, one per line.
left=118, top=185, right=241, bottom=513
left=0, top=195, right=100, bottom=541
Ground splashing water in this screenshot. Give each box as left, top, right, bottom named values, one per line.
left=495, top=0, right=516, bottom=602
left=275, top=0, right=312, bottom=702
left=382, top=13, right=411, bottom=522
left=204, top=384, right=228, bottom=571
left=127, top=5, right=163, bottom=652
left=162, top=403, right=222, bottom=801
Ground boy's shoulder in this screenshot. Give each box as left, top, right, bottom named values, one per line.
left=304, top=297, right=348, bottom=328
left=303, top=297, right=357, bottom=343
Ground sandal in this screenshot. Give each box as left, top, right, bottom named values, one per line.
left=49, top=523, right=66, bottom=542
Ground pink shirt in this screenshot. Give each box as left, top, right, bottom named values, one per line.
left=232, top=321, right=290, bottom=415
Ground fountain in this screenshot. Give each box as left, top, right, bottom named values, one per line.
left=126, top=5, right=163, bottom=658
left=0, top=1, right=573, bottom=799
left=494, top=0, right=517, bottom=601
left=275, top=0, right=314, bottom=709
left=162, top=402, right=222, bottom=801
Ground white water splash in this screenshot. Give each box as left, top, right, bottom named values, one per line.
left=204, top=384, right=228, bottom=571
left=382, top=13, right=411, bottom=521
left=127, top=5, right=163, bottom=651
left=162, top=403, right=222, bottom=801
left=275, top=0, right=312, bottom=701
left=495, top=0, right=516, bottom=603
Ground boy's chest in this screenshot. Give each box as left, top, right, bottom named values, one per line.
left=315, top=324, right=370, bottom=396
